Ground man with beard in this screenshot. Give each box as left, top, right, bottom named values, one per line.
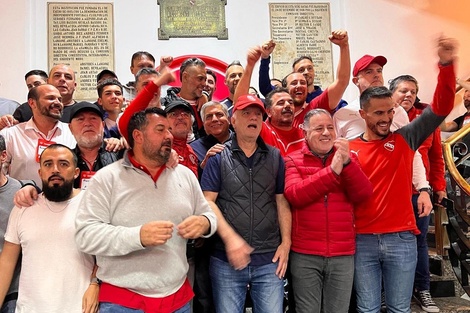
left=282, top=30, right=351, bottom=129
left=165, top=99, right=199, bottom=177
left=0, top=144, right=98, bottom=312
left=349, top=37, right=456, bottom=313
left=75, top=70, right=217, bottom=313
left=221, top=61, right=244, bottom=117
left=161, top=57, right=209, bottom=139
left=0, top=84, right=76, bottom=185
left=441, top=79, right=470, bottom=132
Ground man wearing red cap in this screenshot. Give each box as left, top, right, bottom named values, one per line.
left=201, top=94, right=291, bottom=313
left=333, top=54, right=388, bottom=138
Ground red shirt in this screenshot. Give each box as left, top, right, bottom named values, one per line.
left=260, top=120, right=304, bottom=156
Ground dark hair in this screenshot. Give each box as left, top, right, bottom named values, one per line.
left=206, top=69, right=217, bottom=84
left=388, top=75, right=419, bottom=94
left=226, top=60, right=242, bottom=72
left=97, top=79, right=123, bottom=98
left=27, top=85, right=42, bottom=102
left=135, top=68, right=159, bottom=85
left=292, top=56, right=313, bottom=69
left=281, top=72, right=300, bottom=88
left=40, top=143, right=78, bottom=167
left=25, top=69, right=48, bottom=81
left=360, top=86, right=393, bottom=110
left=180, top=57, right=206, bottom=81
left=265, top=87, right=290, bottom=109
left=127, top=107, right=167, bottom=148
left=0, top=134, right=5, bottom=152
left=131, top=51, right=155, bottom=67
left=271, top=78, right=282, bottom=85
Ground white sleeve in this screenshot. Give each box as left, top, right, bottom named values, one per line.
left=412, top=150, right=430, bottom=190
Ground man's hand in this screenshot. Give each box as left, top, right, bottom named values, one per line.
left=200, top=143, right=225, bottom=169
left=417, top=191, right=433, bottom=217
left=14, top=185, right=38, bottom=207
left=82, top=283, right=99, bottom=313
left=272, top=242, right=290, bottom=279
left=0, top=115, right=18, bottom=131
left=261, top=40, right=276, bottom=59
left=247, top=46, right=262, bottom=67
left=177, top=215, right=210, bottom=239
left=140, top=221, right=174, bottom=247
left=330, top=138, right=350, bottom=175
left=166, top=149, right=179, bottom=168
left=225, top=233, right=254, bottom=270
left=159, top=56, right=173, bottom=73
left=196, top=93, right=209, bottom=111
left=329, top=29, right=349, bottom=47
left=104, top=137, right=124, bottom=152
left=437, top=36, right=458, bottom=65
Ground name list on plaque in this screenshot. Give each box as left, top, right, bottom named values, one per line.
left=48, top=3, right=115, bottom=100
left=269, top=3, right=333, bottom=86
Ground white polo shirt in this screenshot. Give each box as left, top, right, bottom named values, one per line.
left=0, top=119, right=76, bottom=186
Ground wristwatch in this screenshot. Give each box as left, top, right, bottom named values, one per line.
left=90, top=277, right=101, bottom=285
left=418, top=187, right=432, bottom=196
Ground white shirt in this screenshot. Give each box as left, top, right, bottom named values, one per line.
left=5, top=192, right=94, bottom=313
left=0, top=119, right=76, bottom=186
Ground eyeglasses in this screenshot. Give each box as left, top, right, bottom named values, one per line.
left=168, top=111, right=191, bottom=119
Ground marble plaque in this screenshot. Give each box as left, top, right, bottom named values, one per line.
left=48, top=2, right=114, bottom=100
left=269, top=3, right=333, bottom=86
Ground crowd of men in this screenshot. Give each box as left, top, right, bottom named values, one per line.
left=0, top=29, right=464, bottom=313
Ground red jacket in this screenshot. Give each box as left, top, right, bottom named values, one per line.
left=284, top=142, right=373, bottom=257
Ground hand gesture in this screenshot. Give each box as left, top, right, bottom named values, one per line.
left=14, top=185, right=38, bottom=207
left=329, top=29, right=349, bottom=47
left=247, top=46, right=262, bottom=67
left=159, top=56, right=173, bottom=73
left=437, top=36, right=457, bottom=64
left=177, top=215, right=210, bottom=239
left=261, top=40, right=276, bottom=59
left=201, top=143, right=225, bottom=169
left=140, top=221, right=174, bottom=247
left=330, top=138, right=350, bottom=175
left=0, top=115, right=19, bottom=131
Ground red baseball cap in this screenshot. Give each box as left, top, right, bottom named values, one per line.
left=353, top=55, right=387, bottom=77
left=233, top=94, right=265, bottom=114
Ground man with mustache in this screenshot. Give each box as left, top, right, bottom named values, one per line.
left=161, top=57, right=209, bottom=140
left=0, top=84, right=76, bottom=186
left=0, top=144, right=98, bottom=312
left=75, top=70, right=217, bottom=313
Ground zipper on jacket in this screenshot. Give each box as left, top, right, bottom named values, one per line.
left=249, top=167, right=254, bottom=246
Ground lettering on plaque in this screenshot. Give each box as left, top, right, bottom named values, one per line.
left=269, top=3, right=333, bottom=86
left=158, top=0, right=228, bottom=39
left=48, top=3, right=115, bottom=101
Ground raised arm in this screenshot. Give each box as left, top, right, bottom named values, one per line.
left=233, top=46, right=263, bottom=104
left=259, top=40, right=276, bottom=97
left=324, top=30, right=351, bottom=110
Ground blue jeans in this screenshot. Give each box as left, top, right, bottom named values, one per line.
left=209, top=256, right=284, bottom=313
left=290, top=252, right=354, bottom=313
left=412, top=194, right=431, bottom=291
left=354, top=232, right=417, bottom=313
left=1, top=300, right=15, bottom=313
left=99, top=301, right=190, bottom=313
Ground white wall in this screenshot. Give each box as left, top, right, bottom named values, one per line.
left=1, top=0, right=470, bottom=105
